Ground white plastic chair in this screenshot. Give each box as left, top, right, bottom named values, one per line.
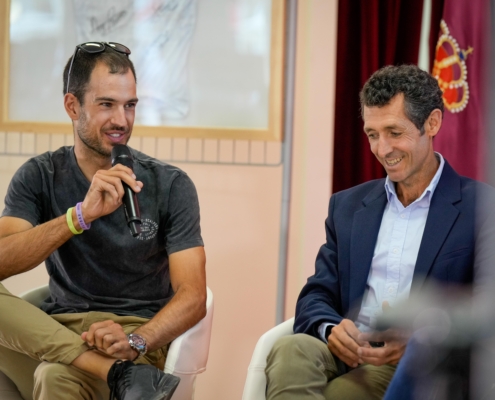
left=242, top=317, right=295, bottom=400
left=0, top=285, right=214, bottom=400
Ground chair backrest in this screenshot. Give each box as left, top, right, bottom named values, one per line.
left=0, top=285, right=214, bottom=400
left=19, top=285, right=49, bottom=307
left=242, top=317, right=294, bottom=400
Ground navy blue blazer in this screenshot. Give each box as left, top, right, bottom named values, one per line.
left=294, top=161, right=493, bottom=338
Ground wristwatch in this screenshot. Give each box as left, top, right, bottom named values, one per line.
left=127, top=333, right=147, bottom=359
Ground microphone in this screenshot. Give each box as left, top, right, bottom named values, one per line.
left=111, top=145, right=142, bottom=237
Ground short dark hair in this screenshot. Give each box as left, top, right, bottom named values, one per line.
left=63, top=47, right=137, bottom=105
left=360, top=65, right=444, bottom=134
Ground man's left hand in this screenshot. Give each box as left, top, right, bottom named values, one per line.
left=357, top=328, right=408, bottom=366
left=81, top=320, right=139, bottom=361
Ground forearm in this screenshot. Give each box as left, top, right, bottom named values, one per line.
left=134, top=285, right=207, bottom=352
left=294, top=288, right=343, bottom=337
left=0, top=212, right=77, bottom=280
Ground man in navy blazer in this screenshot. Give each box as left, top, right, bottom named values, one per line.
left=295, top=158, right=476, bottom=333
left=265, top=65, right=494, bottom=400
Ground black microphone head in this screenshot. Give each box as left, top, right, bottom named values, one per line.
left=111, top=144, right=134, bottom=169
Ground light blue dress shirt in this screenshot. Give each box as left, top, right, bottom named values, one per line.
left=318, top=153, right=445, bottom=340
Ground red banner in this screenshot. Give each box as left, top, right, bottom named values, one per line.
left=432, top=0, right=490, bottom=180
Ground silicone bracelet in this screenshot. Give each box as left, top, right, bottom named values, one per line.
left=76, top=202, right=91, bottom=230
left=66, top=207, right=83, bottom=235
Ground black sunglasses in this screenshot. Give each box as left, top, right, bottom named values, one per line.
left=65, top=42, right=131, bottom=94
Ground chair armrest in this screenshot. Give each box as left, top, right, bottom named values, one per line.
left=242, top=317, right=295, bottom=400
left=164, top=286, right=214, bottom=375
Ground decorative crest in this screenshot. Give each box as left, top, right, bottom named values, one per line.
left=432, top=20, right=473, bottom=113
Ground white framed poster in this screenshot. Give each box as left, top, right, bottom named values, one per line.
left=0, top=0, right=285, bottom=140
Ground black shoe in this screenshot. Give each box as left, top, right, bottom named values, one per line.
left=108, top=360, right=181, bottom=400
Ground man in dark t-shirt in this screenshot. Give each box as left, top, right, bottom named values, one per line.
left=0, top=43, right=206, bottom=400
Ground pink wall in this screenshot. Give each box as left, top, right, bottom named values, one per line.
left=180, top=162, right=282, bottom=399
left=0, top=1, right=338, bottom=398
left=285, top=0, right=338, bottom=319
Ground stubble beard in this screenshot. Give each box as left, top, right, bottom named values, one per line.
left=76, top=110, right=130, bottom=158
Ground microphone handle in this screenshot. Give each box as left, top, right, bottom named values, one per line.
left=122, top=182, right=141, bottom=237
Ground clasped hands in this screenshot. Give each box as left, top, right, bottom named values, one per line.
left=81, top=320, right=139, bottom=361
left=327, top=302, right=408, bottom=368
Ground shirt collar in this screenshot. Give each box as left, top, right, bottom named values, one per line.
left=384, top=153, right=445, bottom=207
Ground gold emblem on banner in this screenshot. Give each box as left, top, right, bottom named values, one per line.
left=432, top=20, right=473, bottom=113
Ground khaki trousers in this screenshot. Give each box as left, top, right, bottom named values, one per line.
left=265, top=334, right=396, bottom=400
left=0, top=283, right=167, bottom=400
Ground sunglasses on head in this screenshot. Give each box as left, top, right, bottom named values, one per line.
left=65, top=42, right=131, bottom=95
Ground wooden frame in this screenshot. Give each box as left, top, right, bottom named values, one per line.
left=0, top=1, right=285, bottom=141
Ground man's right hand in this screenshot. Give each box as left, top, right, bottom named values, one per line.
left=327, top=319, right=369, bottom=368
left=81, top=164, right=143, bottom=224
left=0, top=164, right=143, bottom=281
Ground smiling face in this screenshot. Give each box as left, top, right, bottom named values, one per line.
left=71, top=62, right=138, bottom=159
left=363, top=93, right=441, bottom=198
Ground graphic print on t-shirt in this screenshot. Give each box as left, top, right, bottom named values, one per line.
left=134, top=218, right=159, bottom=241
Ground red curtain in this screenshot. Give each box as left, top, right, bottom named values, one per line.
left=332, top=0, right=425, bottom=193
left=429, top=0, right=445, bottom=71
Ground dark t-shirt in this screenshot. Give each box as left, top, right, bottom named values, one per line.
left=1, top=146, right=203, bottom=318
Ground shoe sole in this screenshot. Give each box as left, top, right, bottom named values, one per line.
left=150, top=374, right=181, bottom=400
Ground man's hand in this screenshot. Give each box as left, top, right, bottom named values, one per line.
left=81, top=164, right=143, bottom=224
left=357, top=328, right=408, bottom=366
left=356, top=301, right=409, bottom=366
left=327, top=319, right=369, bottom=368
left=81, top=320, right=139, bottom=361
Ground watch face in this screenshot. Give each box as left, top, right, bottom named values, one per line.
left=132, top=336, right=146, bottom=347
left=129, top=334, right=147, bottom=353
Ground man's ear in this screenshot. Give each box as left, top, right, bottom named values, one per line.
left=425, top=109, right=443, bottom=138
left=64, top=93, right=80, bottom=121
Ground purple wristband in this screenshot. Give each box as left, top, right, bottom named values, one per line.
left=75, top=202, right=91, bottom=230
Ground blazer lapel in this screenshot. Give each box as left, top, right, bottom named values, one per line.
left=412, top=162, right=462, bottom=291
left=348, top=184, right=387, bottom=319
